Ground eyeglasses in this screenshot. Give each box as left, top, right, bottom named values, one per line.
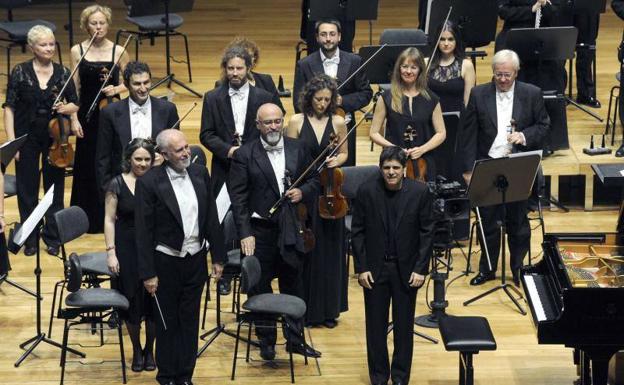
left=259, top=118, right=283, bottom=126
left=494, top=72, right=514, bottom=79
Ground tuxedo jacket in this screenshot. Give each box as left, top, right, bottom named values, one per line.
left=96, top=96, right=179, bottom=193
left=459, top=81, right=550, bottom=173
left=293, top=50, right=372, bottom=113
left=351, top=176, right=434, bottom=288
left=228, top=137, right=320, bottom=240
left=135, top=163, right=226, bottom=280
left=199, top=84, right=274, bottom=194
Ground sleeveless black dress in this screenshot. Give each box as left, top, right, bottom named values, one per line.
left=70, top=44, right=120, bottom=233
left=298, top=115, right=348, bottom=324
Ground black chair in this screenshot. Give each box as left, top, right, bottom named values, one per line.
left=59, top=253, right=129, bottom=385
left=605, top=72, right=621, bottom=145
left=4, top=174, right=16, bottom=197
left=380, top=28, right=428, bottom=45
left=190, top=145, right=207, bottom=166
left=438, top=315, right=497, bottom=385
left=231, top=255, right=308, bottom=383
left=0, top=0, right=62, bottom=78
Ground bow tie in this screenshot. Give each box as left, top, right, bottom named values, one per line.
left=229, top=88, right=245, bottom=100
left=262, top=143, right=283, bottom=153
left=497, top=91, right=512, bottom=101
left=169, top=170, right=187, bottom=180
left=132, top=105, right=148, bottom=115
left=323, top=56, right=340, bottom=66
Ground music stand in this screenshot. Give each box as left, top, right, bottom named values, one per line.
left=129, top=0, right=201, bottom=98
left=309, top=0, right=379, bottom=45
left=359, top=44, right=431, bottom=85
left=462, top=152, right=541, bottom=315
left=10, top=186, right=85, bottom=367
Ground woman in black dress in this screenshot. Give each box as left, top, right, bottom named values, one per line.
left=104, top=138, right=155, bottom=372
left=70, top=5, right=129, bottom=233
left=286, top=74, right=348, bottom=328
left=3, top=25, right=81, bottom=256
left=369, top=47, right=446, bottom=182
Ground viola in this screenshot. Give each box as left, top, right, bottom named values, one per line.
left=284, top=171, right=315, bottom=253
left=48, top=86, right=74, bottom=168
left=403, top=125, right=427, bottom=182
left=97, top=66, right=121, bottom=111
left=318, top=133, right=348, bottom=219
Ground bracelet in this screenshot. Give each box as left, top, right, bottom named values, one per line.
left=106, top=245, right=115, bottom=251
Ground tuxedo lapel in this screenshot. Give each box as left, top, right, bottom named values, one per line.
left=310, top=52, right=324, bottom=76
left=284, top=141, right=297, bottom=181
left=156, top=166, right=184, bottom=229
left=189, top=166, right=207, bottom=233
left=511, top=83, right=524, bottom=126
left=150, top=96, right=166, bottom=137
left=336, top=55, right=350, bottom=87
left=252, top=141, right=280, bottom=196
left=217, top=86, right=236, bottom=137
left=116, top=99, right=132, bottom=148
left=244, top=87, right=258, bottom=138
left=485, top=83, right=498, bottom=130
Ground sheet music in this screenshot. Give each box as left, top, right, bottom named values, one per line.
left=13, top=186, right=55, bottom=247
left=216, top=184, right=231, bottom=224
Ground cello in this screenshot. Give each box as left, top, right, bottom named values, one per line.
left=318, top=133, right=348, bottom=219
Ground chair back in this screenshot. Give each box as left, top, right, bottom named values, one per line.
left=380, top=29, right=428, bottom=45
left=222, top=210, right=239, bottom=251
left=340, top=165, right=379, bottom=199
left=0, top=0, right=30, bottom=11
left=54, top=206, right=89, bottom=244
left=240, top=255, right=261, bottom=294
left=66, top=253, right=82, bottom=293
left=190, top=145, right=207, bottom=166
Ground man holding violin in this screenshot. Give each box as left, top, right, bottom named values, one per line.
left=228, top=103, right=321, bottom=361
left=293, top=19, right=373, bottom=166
left=96, top=61, right=179, bottom=194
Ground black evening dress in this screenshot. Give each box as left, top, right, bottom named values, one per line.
left=71, top=43, right=120, bottom=233
left=299, top=115, right=348, bottom=324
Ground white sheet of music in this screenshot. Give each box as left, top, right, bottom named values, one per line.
left=216, top=184, right=231, bottom=224
left=14, top=185, right=54, bottom=247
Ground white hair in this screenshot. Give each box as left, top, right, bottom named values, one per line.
left=155, top=129, right=182, bottom=152
left=27, top=25, right=54, bottom=46
left=492, top=49, right=520, bottom=71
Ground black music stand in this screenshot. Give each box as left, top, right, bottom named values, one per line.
left=10, top=186, right=85, bottom=367
left=359, top=44, right=431, bottom=85
left=309, top=0, right=379, bottom=45
left=0, top=135, right=36, bottom=298
left=462, top=152, right=541, bottom=315
left=129, top=0, right=201, bottom=98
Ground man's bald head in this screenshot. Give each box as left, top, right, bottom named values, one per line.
left=256, top=103, right=284, bottom=146
left=256, top=103, right=283, bottom=121
left=156, top=129, right=190, bottom=171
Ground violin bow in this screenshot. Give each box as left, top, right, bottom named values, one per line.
left=51, top=32, right=98, bottom=108
left=170, top=102, right=198, bottom=129
left=337, top=43, right=387, bottom=91
left=424, top=7, right=453, bottom=76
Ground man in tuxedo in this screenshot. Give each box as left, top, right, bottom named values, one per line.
left=228, top=103, right=321, bottom=361
left=200, top=46, right=275, bottom=196
left=135, top=129, right=225, bottom=385
left=293, top=19, right=372, bottom=166
left=352, top=146, right=434, bottom=385
left=460, top=49, right=549, bottom=287
left=96, top=61, right=179, bottom=193
left=300, top=0, right=356, bottom=53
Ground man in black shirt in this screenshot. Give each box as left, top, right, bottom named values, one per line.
left=352, top=146, right=434, bottom=385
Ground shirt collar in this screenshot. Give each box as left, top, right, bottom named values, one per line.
left=260, top=136, right=284, bottom=152
left=496, top=82, right=515, bottom=101
left=320, top=48, right=340, bottom=63
left=166, top=165, right=188, bottom=180
left=128, top=96, right=151, bottom=111
left=229, top=81, right=249, bottom=94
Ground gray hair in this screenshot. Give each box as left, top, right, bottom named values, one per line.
left=27, top=25, right=55, bottom=46
left=155, top=129, right=181, bottom=153
left=492, top=49, right=520, bottom=72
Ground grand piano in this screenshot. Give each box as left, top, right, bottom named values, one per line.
left=521, top=205, right=624, bottom=385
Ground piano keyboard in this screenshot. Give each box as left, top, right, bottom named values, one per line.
left=524, top=275, right=547, bottom=321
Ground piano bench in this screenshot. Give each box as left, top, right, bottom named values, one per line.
left=438, top=316, right=497, bottom=385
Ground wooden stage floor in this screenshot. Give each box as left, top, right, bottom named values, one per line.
left=0, top=1, right=623, bottom=384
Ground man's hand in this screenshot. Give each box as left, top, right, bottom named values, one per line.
left=102, top=85, right=116, bottom=97
left=212, top=263, right=224, bottom=281
left=71, top=119, right=84, bottom=138
left=241, top=236, right=255, bottom=256
left=144, top=276, right=159, bottom=295
left=285, top=188, right=303, bottom=203
left=409, top=272, right=425, bottom=288
left=227, top=146, right=240, bottom=159
left=507, top=132, right=525, bottom=145
left=358, top=271, right=374, bottom=289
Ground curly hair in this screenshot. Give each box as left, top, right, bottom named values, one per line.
left=220, top=46, right=252, bottom=84
left=298, top=74, right=339, bottom=117
left=79, top=5, right=112, bottom=33
left=225, top=36, right=260, bottom=67
left=121, top=138, right=156, bottom=174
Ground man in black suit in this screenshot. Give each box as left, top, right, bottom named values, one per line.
left=460, top=49, right=549, bottom=287
left=229, top=103, right=321, bottom=361
left=293, top=19, right=373, bottom=166
left=352, top=146, right=434, bottom=385
left=300, top=0, right=356, bottom=53
left=200, top=46, right=276, bottom=196
left=135, top=129, right=225, bottom=385
left=96, top=61, right=179, bottom=193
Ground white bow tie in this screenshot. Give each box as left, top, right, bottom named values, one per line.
left=323, top=56, right=340, bottom=66
left=132, top=105, right=148, bottom=115
left=497, top=91, right=512, bottom=101
left=169, top=170, right=187, bottom=180
left=229, top=88, right=245, bottom=100
left=262, top=143, right=283, bottom=153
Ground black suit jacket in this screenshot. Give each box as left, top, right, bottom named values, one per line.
left=228, top=137, right=320, bottom=240
left=293, top=50, right=372, bottom=113
left=199, top=84, right=275, bottom=194
left=352, top=176, right=434, bottom=288
left=459, top=81, right=550, bottom=173
left=96, top=96, right=179, bottom=193
left=614, top=0, right=624, bottom=19
left=135, top=163, right=226, bottom=280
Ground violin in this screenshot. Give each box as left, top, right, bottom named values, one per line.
left=318, top=133, right=348, bottom=219
left=284, top=171, right=315, bottom=253
left=403, top=125, right=427, bottom=182
left=97, top=66, right=121, bottom=111
left=48, top=86, right=74, bottom=168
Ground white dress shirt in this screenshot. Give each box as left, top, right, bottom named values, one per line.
left=261, top=137, right=286, bottom=195
left=155, top=166, right=203, bottom=258
left=488, top=83, right=515, bottom=158
left=229, top=82, right=250, bottom=138
left=128, top=97, right=152, bottom=140
left=320, top=49, right=340, bottom=79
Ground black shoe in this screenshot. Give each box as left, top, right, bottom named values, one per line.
left=143, top=348, right=156, bottom=371
left=323, top=319, right=337, bottom=328
left=45, top=245, right=59, bottom=256
left=178, top=381, right=193, bottom=385
left=161, top=381, right=175, bottom=385
left=24, top=246, right=36, bottom=256
left=616, top=144, right=624, bottom=158
left=131, top=351, right=144, bottom=372
left=512, top=275, right=520, bottom=287
left=217, top=278, right=231, bottom=296
left=259, top=343, right=276, bottom=360
left=576, top=96, right=601, bottom=109
left=286, top=342, right=321, bottom=358
left=542, top=147, right=554, bottom=157
left=469, top=272, right=495, bottom=286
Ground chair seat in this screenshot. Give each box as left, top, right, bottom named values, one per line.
left=438, top=316, right=496, bottom=352
left=345, top=214, right=352, bottom=232
left=126, top=14, right=183, bottom=31
left=4, top=174, right=16, bottom=197
left=78, top=252, right=112, bottom=276
left=617, top=72, right=621, bottom=82
left=66, top=288, right=129, bottom=310
left=0, top=20, right=56, bottom=40
left=243, top=293, right=306, bottom=319
left=226, top=249, right=241, bottom=267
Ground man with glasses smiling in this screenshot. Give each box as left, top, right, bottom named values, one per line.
left=459, top=49, right=550, bottom=287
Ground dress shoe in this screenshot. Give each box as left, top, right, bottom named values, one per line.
left=469, top=272, right=495, bottom=286
left=323, top=319, right=337, bottom=328
left=217, top=278, right=231, bottom=296
left=178, top=381, right=193, bottom=385
left=161, top=381, right=175, bottom=385
left=143, top=348, right=156, bottom=371
left=512, top=274, right=520, bottom=288
left=131, top=351, right=144, bottom=372
left=576, top=96, right=601, bottom=109
left=259, top=343, right=276, bottom=360
left=542, top=146, right=554, bottom=157
left=286, top=342, right=321, bottom=358
left=24, top=246, right=36, bottom=256
left=616, top=144, right=624, bottom=158
left=45, top=244, right=59, bottom=256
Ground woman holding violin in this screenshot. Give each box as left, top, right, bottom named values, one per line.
left=369, top=47, right=446, bottom=182
left=3, top=25, right=81, bottom=256
left=70, top=4, right=129, bottom=233
left=286, top=74, right=348, bottom=328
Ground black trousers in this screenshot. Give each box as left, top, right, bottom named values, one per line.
left=477, top=200, right=530, bottom=276
left=574, top=12, right=600, bottom=100
left=16, top=129, right=64, bottom=248
left=153, top=249, right=207, bottom=385
left=364, top=261, right=417, bottom=385
left=250, top=220, right=304, bottom=346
